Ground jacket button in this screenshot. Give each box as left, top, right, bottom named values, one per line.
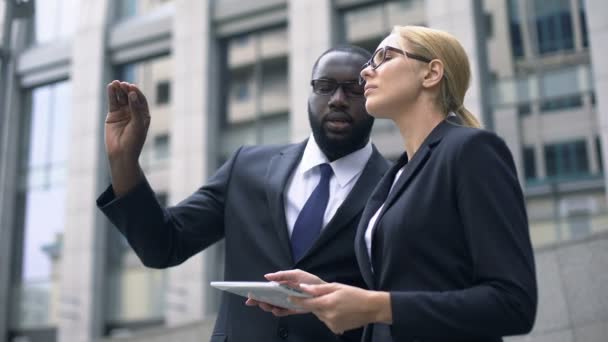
left=277, top=327, right=288, bottom=339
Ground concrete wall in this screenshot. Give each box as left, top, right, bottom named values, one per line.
left=508, top=233, right=608, bottom=342
left=97, top=234, right=608, bottom=342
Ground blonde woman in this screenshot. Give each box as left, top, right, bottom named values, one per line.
left=254, top=26, right=538, bottom=341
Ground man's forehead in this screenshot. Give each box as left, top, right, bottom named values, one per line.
left=313, top=51, right=367, bottom=79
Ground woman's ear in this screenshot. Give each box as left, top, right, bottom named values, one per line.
left=422, top=59, right=444, bottom=88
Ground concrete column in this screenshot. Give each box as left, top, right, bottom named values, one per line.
left=585, top=0, right=608, bottom=203
left=571, top=0, right=584, bottom=51
left=424, top=0, right=487, bottom=127
left=518, top=0, right=536, bottom=60
left=494, top=107, right=523, bottom=180
left=166, top=0, right=212, bottom=325
left=58, top=1, right=111, bottom=341
left=288, top=0, right=333, bottom=142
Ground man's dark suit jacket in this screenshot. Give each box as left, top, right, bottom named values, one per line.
left=354, top=120, right=537, bottom=342
left=97, top=141, right=390, bottom=342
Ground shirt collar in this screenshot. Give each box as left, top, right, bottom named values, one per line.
left=300, top=134, right=373, bottom=188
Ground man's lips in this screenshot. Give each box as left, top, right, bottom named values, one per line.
left=324, top=112, right=353, bottom=131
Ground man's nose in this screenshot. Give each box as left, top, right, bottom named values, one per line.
left=328, top=86, right=348, bottom=109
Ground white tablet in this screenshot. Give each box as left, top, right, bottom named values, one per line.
left=210, top=281, right=312, bottom=310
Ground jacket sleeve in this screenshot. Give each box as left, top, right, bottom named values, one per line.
left=389, top=130, right=537, bottom=340
left=97, top=147, right=243, bottom=268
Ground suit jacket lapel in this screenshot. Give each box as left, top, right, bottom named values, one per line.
left=363, top=120, right=454, bottom=287
left=354, top=159, right=398, bottom=289
left=265, top=142, right=307, bottom=266
left=297, top=147, right=390, bottom=265
left=377, top=120, right=452, bottom=217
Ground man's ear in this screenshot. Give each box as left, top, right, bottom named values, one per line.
left=422, top=59, right=444, bottom=89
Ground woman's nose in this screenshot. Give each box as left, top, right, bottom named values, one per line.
left=359, top=64, right=373, bottom=85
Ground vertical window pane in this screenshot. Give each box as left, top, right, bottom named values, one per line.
left=155, top=81, right=170, bottom=105
left=523, top=147, right=536, bottom=180
left=534, top=0, right=574, bottom=54
left=117, top=0, right=138, bottom=19
left=596, top=137, right=603, bottom=172
left=28, top=87, right=52, bottom=170
left=579, top=0, right=589, bottom=47
left=574, top=141, right=589, bottom=174
left=154, top=134, right=169, bottom=160
left=15, top=81, right=71, bottom=330
left=544, top=141, right=590, bottom=180
left=34, top=0, right=80, bottom=44
left=116, top=0, right=173, bottom=20
left=106, top=55, right=172, bottom=332
left=50, top=83, right=72, bottom=170
left=221, top=28, right=290, bottom=163
left=508, top=0, right=524, bottom=57
left=545, top=145, right=557, bottom=177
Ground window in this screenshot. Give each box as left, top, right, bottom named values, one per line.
left=34, top=0, right=80, bottom=43
left=507, top=0, right=524, bottom=58
left=234, top=80, right=249, bottom=101
left=220, top=28, right=290, bottom=163
left=484, top=12, right=494, bottom=39
left=534, top=0, right=574, bottom=54
left=596, top=137, right=603, bottom=173
left=523, top=147, right=537, bottom=181
left=117, top=0, right=137, bottom=19
left=518, top=103, right=531, bottom=116
left=154, top=134, right=169, bottom=160
left=12, top=81, right=71, bottom=336
left=540, top=94, right=583, bottom=112
left=106, top=56, right=171, bottom=333
left=579, top=0, right=589, bottom=47
left=544, top=140, right=589, bottom=179
left=156, top=81, right=170, bottom=105
left=116, top=0, right=173, bottom=20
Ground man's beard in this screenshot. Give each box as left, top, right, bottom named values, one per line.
left=308, top=104, right=374, bottom=160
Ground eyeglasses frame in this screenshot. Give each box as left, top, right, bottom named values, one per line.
left=359, top=46, right=433, bottom=85
left=310, top=78, right=366, bottom=98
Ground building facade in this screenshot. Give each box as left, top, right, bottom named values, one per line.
left=1, top=0, right=607, bottom=341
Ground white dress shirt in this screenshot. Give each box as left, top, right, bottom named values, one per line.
left=284, top=135, right=373, bottom=237
left=365, top=166, right=406, bottom=263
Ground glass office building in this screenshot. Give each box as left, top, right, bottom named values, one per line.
left=1, top=0, right=607, bottom=341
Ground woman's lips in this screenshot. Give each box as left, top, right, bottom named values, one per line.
left=364, top=85, right=377, bottom=96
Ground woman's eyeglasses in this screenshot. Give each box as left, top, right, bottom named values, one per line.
left=359, top=46, right=432, bottom=85
left=311, top=79, right=365, bottom=98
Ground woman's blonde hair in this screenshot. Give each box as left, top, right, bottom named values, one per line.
left=392, top=25, right=482, bottom=128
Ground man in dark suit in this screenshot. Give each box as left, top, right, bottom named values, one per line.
left=96, top=46, right=390, bottom=342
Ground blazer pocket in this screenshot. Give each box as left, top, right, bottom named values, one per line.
left=210, top=333, right=227, bottom=342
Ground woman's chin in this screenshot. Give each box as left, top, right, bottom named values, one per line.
left=365, top=102, right=390, bottom=119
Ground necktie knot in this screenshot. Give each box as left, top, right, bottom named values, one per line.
left=319, top=163, right=333, bottom=180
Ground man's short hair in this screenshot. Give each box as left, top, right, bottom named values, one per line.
left=311, top=45, right=372, bottom=78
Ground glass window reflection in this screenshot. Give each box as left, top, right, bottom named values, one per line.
left=221, top=28, right=290, bottom=162
left=105, top=55, right=172, bottom=332
left=14, top=81, right=71, bottom=330
left=116, top=0, right=173, bottom=20
left=34, top=0, right=80, bottom=44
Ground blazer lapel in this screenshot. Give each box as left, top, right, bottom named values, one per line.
left=265, top=142, right=307, bottom=266
left=354, top=158, right=398, bottom=289
left=297, top=147, right=390, bottom=265
left=377, top=120, right=452, bottom=217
